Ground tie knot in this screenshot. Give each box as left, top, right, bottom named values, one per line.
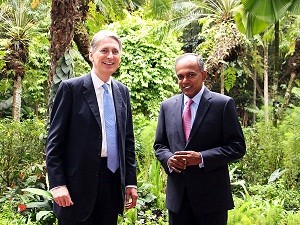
left=102, top=83, right=109, bottom=92
left=187, top=99, right=193, bottom=107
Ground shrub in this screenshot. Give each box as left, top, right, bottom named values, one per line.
left=239, top=106, right=300, bottom=188
left=0, top=119, right=45, bottom=193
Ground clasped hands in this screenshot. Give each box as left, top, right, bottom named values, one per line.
left=167, top=151, right=202, bottom=173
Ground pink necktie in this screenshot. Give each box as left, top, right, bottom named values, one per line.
left=183, top=99, right=193, bottom=142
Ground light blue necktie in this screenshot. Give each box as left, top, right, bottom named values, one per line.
left=102, top=83, right=119, bottom=172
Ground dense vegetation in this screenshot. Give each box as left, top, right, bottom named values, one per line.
left=0, top=0, right=300, bottom=224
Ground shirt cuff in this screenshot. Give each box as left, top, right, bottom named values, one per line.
left=199, top=152, right=204, bottom=168
left=50, top=185, right=66, bottom=192
left=126, top=185, right=137, bottom=189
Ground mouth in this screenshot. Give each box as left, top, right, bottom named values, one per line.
left=103, top=62, right=114, bottom=65
left=182, top=85, right=192, bottom=90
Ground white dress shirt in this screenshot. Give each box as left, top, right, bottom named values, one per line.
left=91, top=70, right=116, bottom=157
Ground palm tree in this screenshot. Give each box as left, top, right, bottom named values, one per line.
left=239, top=0, right=300, bottom=125
left=144, top=0, right=247, bottom=91
left=0, top=0, right=41, bottom=120
left=197, top=0, right=246, bottom=92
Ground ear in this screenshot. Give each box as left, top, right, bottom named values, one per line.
left=202, top=71, right=207, bottom=81
left=89, top=52, right=93, bottom=62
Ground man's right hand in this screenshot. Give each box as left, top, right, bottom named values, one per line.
left=50, top=186, right=74, bottom=207
left=167, top=154, right=187, bottom=173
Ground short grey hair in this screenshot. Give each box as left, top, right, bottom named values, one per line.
left=175, top=53, right=205, bottom=72
left=89, top=30, right=122, bottom=53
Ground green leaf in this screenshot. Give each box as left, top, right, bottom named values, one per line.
left=22, top=187, right=53, bottom=200
left=36, top=210, right=53, bottom=221
left=241, top=0, right=291, bottom=23
left=268, top=168, right=286, bottom=184
left=26, top=201, right=49, bottom=209
left=61, top=62, right=70, bottom=74
left=289, top=0, right=300, bottom=15
left=234, top=5, right=271, bottom=37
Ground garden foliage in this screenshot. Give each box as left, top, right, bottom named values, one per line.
left=104, top=13, right=183, bottom=117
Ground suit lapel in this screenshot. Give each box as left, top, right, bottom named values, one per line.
left=188, top=88, right=211, bottom=142
left=174, top=94, right=186, bottom=145
left=82, top=73, right=102, bottom=129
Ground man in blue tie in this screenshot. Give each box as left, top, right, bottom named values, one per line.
left=46, top=30, right=138, bottom=225
left=154, top=53, right=246, bottom=225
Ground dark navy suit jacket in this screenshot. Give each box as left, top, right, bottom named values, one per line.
left=154, top=87, right=246, bottom=213
left=46, top=73, right=137, bottom=221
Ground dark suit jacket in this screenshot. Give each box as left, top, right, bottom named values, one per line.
left=154, top=87, right=246, bottom=214
left=46, top=73, right=137, bottom=221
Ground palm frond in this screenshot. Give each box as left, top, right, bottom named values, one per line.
left=0, top=0, right=41, bottom=40
left=93, top=0, right=133, bottom=21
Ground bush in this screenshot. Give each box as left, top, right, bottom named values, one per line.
left=248, top=182, right=300, bottom=211
left=0, top=119, right=46, bottom=193
left=239, top=106, right=300, bottom=188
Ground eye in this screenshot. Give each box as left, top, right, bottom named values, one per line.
left=100, top=49, right=108, bottom=54
left=112, top=49, right=119, bottom=55
left=188, top=73, right=197, bottom=78
left=177, top=75, right=184, bottom=80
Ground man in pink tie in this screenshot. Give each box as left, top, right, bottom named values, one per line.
left=154, top=53, right=246, bottom=225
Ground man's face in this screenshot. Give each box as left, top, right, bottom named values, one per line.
left=89, top=37, right=121, bottom=77
left=176, top=56, right=207, bottom=98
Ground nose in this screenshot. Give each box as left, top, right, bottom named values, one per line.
left=107, top=51, right=113, bottom=58
left=182, top=76, right=189, bottom=83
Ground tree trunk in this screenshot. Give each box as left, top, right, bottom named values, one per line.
left=5, top=41, right=28, bottom=121
left=48, top=0, right=78, bottom=89
left=253, top=69, right=257, bottom=124
left=12, top=76, right=22, bottom=120
left=73, top=0, right=92, bottom=67
left=250, top=73, right=264, bottom=101
left=47, top=0, right=78, bottom=121
left=281, top=72, right=297, bottom=110
left=272, top=21, right=280, bottom=127
left=220, top=65, right=224, bottom=94
left=264, top=45, right=269, bottom=123
left=273, top=21, right=280, bottom=98
left=279, top=38, right=300, bottom=117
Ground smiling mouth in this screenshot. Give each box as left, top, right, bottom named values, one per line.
left=182, top=86, right=192, bottom=89
left=104, top=62, right=114, bottom=65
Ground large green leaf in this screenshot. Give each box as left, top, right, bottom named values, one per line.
left=239, top=0, right=300, bottom=36
left=36, top=210, right=53, bottom=221
left=289, top=0, right=300, bottom=15
left=22, top=187, right=53, bottom=200
left=234, top=4, right=271, bottom=36
left=241, top=0, right=291, bottom=22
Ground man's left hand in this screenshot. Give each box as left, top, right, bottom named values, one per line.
left=125, top=187, right=138, bottom=209
left=174, top=151, right=202, bottom=166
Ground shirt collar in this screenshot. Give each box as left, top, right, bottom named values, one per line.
left=91, top=70, right=112, bottom=90
left=183, top=85, right=205, bottom=106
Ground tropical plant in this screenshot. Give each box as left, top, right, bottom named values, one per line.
left=238, top=0, right=300, bottom=125
left=102, top=14, right=182, bottom=117
left=0, top=0, right=46, bottom=120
